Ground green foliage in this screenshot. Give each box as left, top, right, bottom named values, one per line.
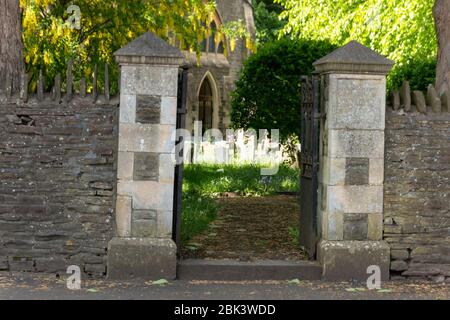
left=230, top=38, right=337, bottom=142
left=183, top=163, right=299, bottom=197
left=21, top=0, right=251, bottom=94
left=389, top=58, right=437, bottom=92
left=276, top=0, right=437, bottom=91
left=181, top=163, right=299, bottom=243
left=181, top=192, right=219, bottom=245
left=288, top=226, right=300, bottom=245
left=252, top=0, right=286, bottom=45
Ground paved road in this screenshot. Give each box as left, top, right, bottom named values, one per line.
left=0, top=272, right=448, bottom=300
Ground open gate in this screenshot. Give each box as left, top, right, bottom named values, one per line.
left=172, top=66, right=189, bottom=255
left=299, top=75, right=321, bottom=258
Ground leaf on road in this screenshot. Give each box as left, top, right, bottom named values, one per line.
left=377, top=289, right=393, bottom=293
left=152, top=279, right=169, bottom=286
left=288, top=279, right=301, bottom=285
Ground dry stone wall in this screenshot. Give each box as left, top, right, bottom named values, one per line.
left=0, top=93, right=118, bottom=277
left=385, top=81, right=450, bottom=281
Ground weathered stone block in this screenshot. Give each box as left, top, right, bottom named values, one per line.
left=343, top=213, right=368, bottom=240
left=120, top=65, right=179, bottom=97
left=161, top=96, right=177, bottom=125
left=391, top=90, right=400, bottom=110
left=328, top=129, right=384, bottom=159
left=327, top=185, right=383, bottom=214
left=34, top=257, right=68, bottom=273
left=159, top=153, right=175, bottom=183
left=157, top=211, right=173, bottom=238
left=328, top=75, right=385, bottom=130
left=320, top=156, right=346, bottom=186
left=133, top=209, right=157, bottom=220
left=400, top=81, right=411, bottom=111
left=368, top=158, right=384, bottom=185
left=136, top=95, right=161, bottom=124
left=133, top=152, right=159, bottom=181
left=323, top=211, right=344, bottom=241
left=390, top=260, right=408, bottom=272
left=118, top=181, right=174, bottom=211
left=0, top=257, right=9, bottom=270
left=8, top=257, right=34, bottom=272
left=119, top=94, right=136, bottom=123
left=84, top=264, right=106, bottom=275
left=132, top=209, right=158, bottom=237
left=367, top=213, right=383, bottom=241
left=132, top=218, right=157, bottom=238
left=318, top=240, right=390, bottom=281
left=107, top=237, right=177, bottom=280
left=412, top=91, right=427, bottom=114
left=427, top=85, right=441, bottom=113
left=345, top=157, right=369, bottom=185
left=117, top=151, right=134, bottom=181
left=115, top=196, right=132, bottom=238
left=391, top=249, right=409, bottom=260
left=118, top=123, right=175, bottom=153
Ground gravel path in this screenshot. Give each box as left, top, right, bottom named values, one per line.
left=182, top=195, right=307, bottom=261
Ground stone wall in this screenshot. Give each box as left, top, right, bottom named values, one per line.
left=0, top=95, right=118, bottom=277
left=384, top=82, right=450, bottom=281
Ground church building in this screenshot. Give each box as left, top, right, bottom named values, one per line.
left=183, top=0, right=255, bottom=134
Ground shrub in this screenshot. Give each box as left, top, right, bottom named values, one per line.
left=388, top=58, right=437, bottom=93
left=230, top=38, right=337, bottom=143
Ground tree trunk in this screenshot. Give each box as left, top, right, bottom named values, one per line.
left=0, top=0, right=25, bottom=93
left=434, top=0, right=450, bottom=94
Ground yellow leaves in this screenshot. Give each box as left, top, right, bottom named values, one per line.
left=20, top=0, right=251, bottom=94
left=43, top=51, right=51, bottom=65
left=246, top=37, right=256, bottom=53
left=230, top=39, right=236, bottom=52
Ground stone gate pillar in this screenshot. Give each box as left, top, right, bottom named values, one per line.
left=107, top=33, right=183, bottom=279
left=314, top=41, right=394, bottom=281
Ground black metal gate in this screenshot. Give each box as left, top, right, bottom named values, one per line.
left=299, top=75, right=320, bottom=258
left=172, top=66, right=188, bottom=254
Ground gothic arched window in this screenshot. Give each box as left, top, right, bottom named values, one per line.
left=198, top=78, right=213, bottom=133
left=201, top=12, right=225, bottom=54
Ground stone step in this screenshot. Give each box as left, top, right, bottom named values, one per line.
left=178, top=259, right=322, bottom=281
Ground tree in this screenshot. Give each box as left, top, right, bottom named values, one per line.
left=231, top=38, right=336, bottom=143
left=433, top=0, right=450, bottom=94
left=276, top=0, right=437, bottom=91
left=20, top=0, right=219, bottom=92
left=5, top=0, right=250, bottom=94
left=0, top=0, right=25, bottom=92
left=252, top=0, right=286, bottom=45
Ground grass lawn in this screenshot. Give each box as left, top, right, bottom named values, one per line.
left=181, top=163, right=300, bottom=245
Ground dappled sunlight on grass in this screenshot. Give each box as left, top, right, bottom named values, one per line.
left=183, top=163, right=299, bottom=197
left=181, top=163, right=300, bottom=244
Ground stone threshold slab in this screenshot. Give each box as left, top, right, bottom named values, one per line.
left=178, top=259, right=322, bottom=281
